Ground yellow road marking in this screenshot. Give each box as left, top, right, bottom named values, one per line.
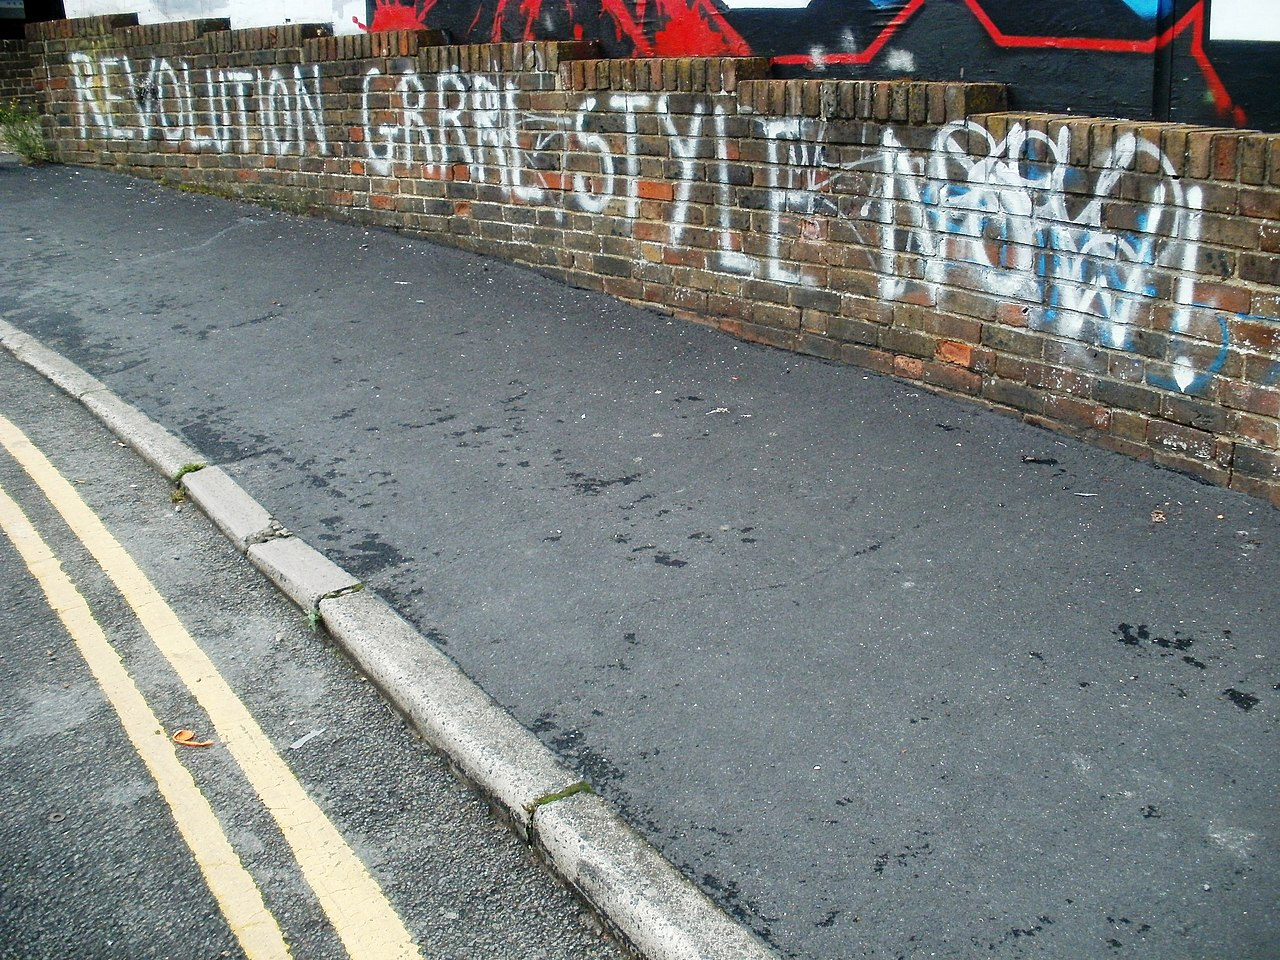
left=0, top=483, right=292, bottom=960
left=0, top=415, right=423, bottom=960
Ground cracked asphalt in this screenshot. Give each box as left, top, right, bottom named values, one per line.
left=2, top=160, right=1277, bottom=960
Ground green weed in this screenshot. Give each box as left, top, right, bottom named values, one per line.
left=173, top=463, right=206, bottom=483
left=0, top=99, right=53, bottom=165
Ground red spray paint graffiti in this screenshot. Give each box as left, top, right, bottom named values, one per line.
left=354, top=0, right=1250, bottom=127
left=354, top=0, right=439, bottom=32
left=771, top=0, right=1245, bottom=125
left=356, top=0, right=748, bottom=57
left=645, top=0, right=751, bottom=57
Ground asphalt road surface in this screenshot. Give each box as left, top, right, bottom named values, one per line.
left=0, top=349, right=623, bottom=960
left=2, top=160, right=1277, bottom=960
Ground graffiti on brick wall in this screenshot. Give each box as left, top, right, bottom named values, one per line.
left=66, top=52, right=327, bottom=154
left=354, top=65, right=1263, bottom=397
left=66, top=51, right=1270, bottom=398
left=867, top=120, right=1227, bottom=395
left=357, top=66, right=835, bottom=285
left=354, top=0, right=1272, bottom=129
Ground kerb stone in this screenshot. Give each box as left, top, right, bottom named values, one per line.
left=182, top=466, right=275, bottom=551
left=248, top=536, right=359, bottom=610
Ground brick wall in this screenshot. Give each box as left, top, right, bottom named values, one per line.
left=0, top=39, right=36, bottom=112
left=9, top=15, right=1280, bottom=506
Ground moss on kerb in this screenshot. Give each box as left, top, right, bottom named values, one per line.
left=171, top=462, right=205, bottom=501
left=527, top=781, right=594, bottom=814
left=174, top=462, right=206, bottom=484
left=320, top=582, right=365, bottom=602
left=309, top=582, right=366, bottom=630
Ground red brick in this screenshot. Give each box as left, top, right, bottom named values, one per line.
left=969, top=348, right=997, bottom=374
left=1238, top=188, right=1280, bottom=219
left=1230, top=319, right=1280, bottom=355
left=1187, top=281, right=1251, bottom=314
left=1239, top=253, right=1280, bottom=285
left=635, top=179, right=674, bottom=201
left=796, top=333, right=841, bottom=361
left=736, top=320, right=799, bottom=350
left=922, top=360, right=981, bottom=395
left=1153, top=449, right=1230, bottom=486
left=1109, top=409, right=1150, bottom=442
left=1244, top=352, right=1280, bottom=386
left=632, top=221, right=670, bottom=243
left=752, top=302, right=801, bottom=329
left=922, top=313, right=982, bottom=343
left=1232, top=442, right=1280, bottom=480
left=893, top=356, right=924, bottom=379
left=839, top=343, right=896, bottom=376
left=1219, top=380, right=1280, bottom=418
left=19, top=30, right=1278, bottom=511
left=662, top=247, right=707, bottom=268
left=935, top=340, right=973, bottom=367
left=1147, top=419, right=1216, bottom=460
left=1228, top=411, right=1280, bottom=448
left=1211, top=134, right=1240, bottom=180
left=1030, top=365, right=1092, bottom=398
left=1045, top=394, right=1110, bottom=431
left=995, top=302, right=1035, bottom=328
left=1262, top=224, right=1280, bottom=254
left=1097, top=434, right=1154, bottom=461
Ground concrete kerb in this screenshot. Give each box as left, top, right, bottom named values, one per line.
left=181, top=465, right=281, bottom=552
left=316, top=593, right=778, bottom=960
left=246, top=535, right=361, bottom=612
left=0, top=319, right=106, bottom=400
left=0, top=326, right=781, bottom=960
left=0, top=319, right=202, bottom=480
left=77, top=389, right=207, bottom=481
left=318, top=589, right=583, bottom=836
left=0, top=319, right=30, bottom=353
left=534, top=792, right=779, bottom=960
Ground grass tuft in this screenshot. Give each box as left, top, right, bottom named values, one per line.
left=0, top=100, right=54, bottom=165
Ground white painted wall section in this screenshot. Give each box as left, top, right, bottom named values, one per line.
left=1210, top=0, right=1280, bottom=42
left=61, top=0, right=366, bottom=34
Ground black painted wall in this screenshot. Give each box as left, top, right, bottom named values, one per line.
left=3, top=0, right=67, bottom=40
left=363, top=0, right=1279, bottom=131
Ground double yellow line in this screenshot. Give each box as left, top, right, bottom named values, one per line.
left=0, top=413, right=423, bottom=960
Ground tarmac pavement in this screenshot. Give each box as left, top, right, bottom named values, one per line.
left=1, top=159, right=1277, bottom=960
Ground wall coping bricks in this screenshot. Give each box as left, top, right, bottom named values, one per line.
left=25, top=13, right=139, bottom=41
